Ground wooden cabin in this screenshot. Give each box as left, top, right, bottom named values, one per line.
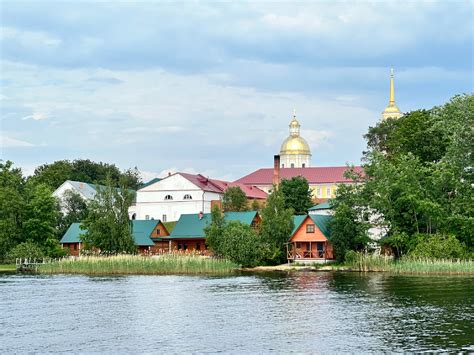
left=60, top=220, right=169, bottom=255
left=287, top=215, right=334, bottom=263
left=169, top=211, right=261, bottom=254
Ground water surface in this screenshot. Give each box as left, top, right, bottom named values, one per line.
left=1, top=272, right=473, bottom=352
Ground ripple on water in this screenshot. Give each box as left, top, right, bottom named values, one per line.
left=0, top=273, right=473, bottom=353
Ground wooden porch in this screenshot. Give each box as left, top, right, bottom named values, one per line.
left=286, top=241, right=334, bottom=262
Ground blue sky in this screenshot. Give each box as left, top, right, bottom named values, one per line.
left=1, top=1, right=473, bottom=181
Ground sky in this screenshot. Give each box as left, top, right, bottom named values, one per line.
left=1, top=1, right=473, bottom=182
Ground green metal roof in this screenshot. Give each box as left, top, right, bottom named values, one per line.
left=308, top=200, right=333, bottom=211
left=139, top=177, right=161, bottom=189
left=60, top=220, right=158, bottom=246
left=309, top=214, right=332, bottom=239
left=170, top=211, right=258, bottom=239
left=291, top=215, right=307, bottom=235
left=60, top=223, right=85, bottom=243
left=290, top=214, right=332, bottom=239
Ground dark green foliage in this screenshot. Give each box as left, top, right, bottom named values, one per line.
left=251, top=199, right=260, bottom=211
left=29, top=159, right=142, bottom=190
left=339, top=94, right=474, bottom=258
left=8, top=241, right=45, bottom=261
left=57, top=190, right=89, bottom=237
left=204, top=205, right=226, bottom=254
left=280, top=176, right=313, bottom=214
left=259, top=187, right=294, bottom=264
left=214, top=221, right=262, bottom=267
left=81, top=177, right=136, bottom=254
left=22, top=183, right=59, bottom=246
left=409, top=234, right=466, bottom=259
left=222, top=186, right=248, bottom=212
left=0, top=161, right=26, bottom=261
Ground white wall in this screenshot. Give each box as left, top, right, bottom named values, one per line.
left=132, top=174, right=223, bottom=221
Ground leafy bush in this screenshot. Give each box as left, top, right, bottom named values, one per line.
left=43, top=237, right=68, bottom=258
left=409, top=234, right=466, bottom=259
left=344, top=250, right=359, bottom=265
left=214, top=221, right=263, bottom=267
left=8, top=241, right=45, bottom=261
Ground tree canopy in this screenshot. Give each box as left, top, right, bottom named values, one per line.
left=332, top=94, right=474, bottom=260
left=280, top=176, right=313, bottom=214
left=222, top=186, right=248, bottom=212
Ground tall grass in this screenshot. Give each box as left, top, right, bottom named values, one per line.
left=39, top=254, right=239, bottom=275
left=345, top=253, right=474, bottom=274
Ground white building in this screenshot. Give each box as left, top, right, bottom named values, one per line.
left=133, top=172, right=267, bottom=222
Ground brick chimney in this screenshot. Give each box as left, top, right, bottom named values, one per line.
left=272, top=155, right=281, bottom=187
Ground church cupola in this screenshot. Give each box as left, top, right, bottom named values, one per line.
left=279, top=110, right=311, bottom=168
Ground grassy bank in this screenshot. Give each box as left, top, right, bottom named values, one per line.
left=345, top=254, right=474, bottom=274
left=0, top=264, right=16, bottom=272
left=39, top=254, right=239, bottom=275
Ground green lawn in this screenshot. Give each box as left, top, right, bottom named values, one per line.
left=0, top=264, right=16, bottom=271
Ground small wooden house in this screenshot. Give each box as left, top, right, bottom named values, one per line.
left=169, top=211, right=261, bottom=254
left=287, top=214, right=334, bottom=263
left=60, top=220, right=169, bottom=256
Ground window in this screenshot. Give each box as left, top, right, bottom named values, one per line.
left=183, top=243, right=188, bottom=251
left=145, top=215, right=150, bottom=220
left=291, top=163, right=295, bottom=168
left=183, top=194, right=192, bottom=200
left=162, top=214, right=167, bottom=222
left=296, top=242, right=302, bottom=249
left=164, top=195, right=173, bottom=200
left=156, top=228, right=160, bottom=236
left=326, top=187, right=331, bottom=197
left=196, top=242, right=201, bottom=251
left=306, top=224, right=315, bottom=233
left=74, top=244, right=77, bottom=250
left=302, top=163, right=305, bottom=168
left=317, top=187, right=321, bottom=197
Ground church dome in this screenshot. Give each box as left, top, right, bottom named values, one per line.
left=280, top=136, right=311, bottom=155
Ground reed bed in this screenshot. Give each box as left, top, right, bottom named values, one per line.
left=39, top=254, right=239, bottom=275
left=345, top=253, right=474, bottom=274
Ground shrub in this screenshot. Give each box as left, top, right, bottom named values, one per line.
left=8, top=241, right=45, bottom=261
left=410, top=234, right=466, bottom=259
left=217, top=221, right=263, bottom=267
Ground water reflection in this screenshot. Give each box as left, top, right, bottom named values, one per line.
left=0, top=272, right=472, bottom=352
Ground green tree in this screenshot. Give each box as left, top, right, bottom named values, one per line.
left=81, top=177, right=136, bottom=254
left=0, top=161, right=26, bottom=261
left=205, top=205, right=227, bottom=254
left=280, top=176, right=313, bottom=214
left=259, top=187, right=294, bottom=264
left=410, top=234, right=466, bottom=259
left=329, top=181, right=370, bottom=262
left=57, top=190, right=89, bottom=237
left=216, top=221, right=262, bottom=267
left=22, top=183, right=59, bottom=246
left=30, top=159, right=142, bottom=190
left=222, top=186, right=248, bottom=212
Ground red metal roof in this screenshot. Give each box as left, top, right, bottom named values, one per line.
left=234, top=166, right=363, bottom=185
left=179, top=173, right=267, bottom=199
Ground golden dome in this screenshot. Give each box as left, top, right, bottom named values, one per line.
left=280, top=136, right=311, bottom=155
left=383, top=104, right=401, bottom=113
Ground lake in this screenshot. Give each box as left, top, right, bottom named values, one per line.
left=1, top=272, right=473, bottom=353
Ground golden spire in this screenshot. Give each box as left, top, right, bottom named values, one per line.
left=381, top=68, right=403, bottom=120
left=389, top=68, right=395, bottom=105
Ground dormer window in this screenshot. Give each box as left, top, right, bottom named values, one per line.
left=164, top=195, right=173, bottom=200
left=183, top=194, right=192, bottom=200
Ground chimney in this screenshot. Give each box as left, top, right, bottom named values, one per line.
left=273, top=155, right=281, bottom=187
left=168, top=172, right=171, bottom=177
left=198, top=211, right=204, bottom=220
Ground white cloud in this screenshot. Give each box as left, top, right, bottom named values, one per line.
left=304, top=130, right=334, bottom=148
left=22, top=112, right=48, bottom=120
left=0, top=135, right=35, bottom=147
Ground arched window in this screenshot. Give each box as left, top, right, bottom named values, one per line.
left=164, top=195, right=173, bottom=200
left=183, top=194, right=192, bottom=200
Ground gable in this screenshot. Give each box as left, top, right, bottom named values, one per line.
left=290, top=215, right=331, bottom=242
left=138, top=173, right=201, bottom=192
